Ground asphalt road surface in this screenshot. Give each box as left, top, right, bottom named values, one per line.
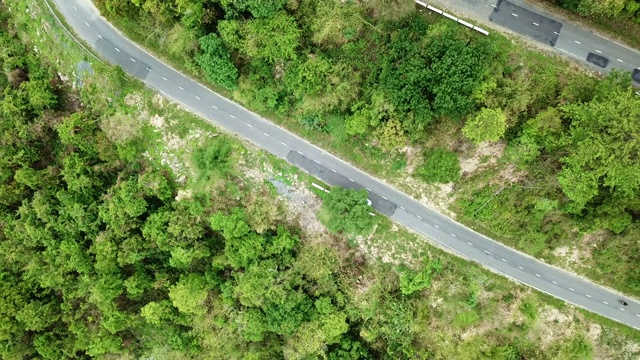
left=429, top=0, right=640, bottom=86
left=50, top=0, right=640, bottom=330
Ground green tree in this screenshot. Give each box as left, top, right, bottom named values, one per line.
left=195, top=33, right=238, bottom=90
left=462, top=108, right=507, bottom=143
left=558, top=73, right=640, bottom=232
left=319, top=187, right=377, bottom=235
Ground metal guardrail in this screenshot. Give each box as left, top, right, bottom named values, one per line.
left=415, top=0, right=489, bottom=36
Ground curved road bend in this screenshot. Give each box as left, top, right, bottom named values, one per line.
left=52, top=0, right=640, bottom=330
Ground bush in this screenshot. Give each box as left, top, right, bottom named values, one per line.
left=416, top=148, right=460, bottom=183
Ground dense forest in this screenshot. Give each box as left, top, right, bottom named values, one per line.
left=3, top=1, right=640, bottom=358
left=90, top=0, right=640, bottom=296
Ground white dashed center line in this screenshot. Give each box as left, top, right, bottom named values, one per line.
left=484, top=250, right=491, bottom=255
left=433, top=224, right=439, bottom=229
left=381, top=196, right=388, bottom=200
left=416, top=215, right=423, bottom=219
left=179, top=86, right=184, bottom=91
left=98, top=35, right=103, bottom=39
left=552, top=281, right=558, bottom=284
left=586, top=294, right=591, bottom=298
left=314, top=160, right=320, bottom=164
left=73, top=6, right=77, bottom=11
left=574, top=40, right=581, bottom=44
left=595, top=50, right=602, bottom=53
left=501, top=258, right=506, bottom=262
left=130, top=58, right=136, bottom=62
left=212, top=105, right=217, bottom=109
left=280, top=142, right=286, bottom=146
left=450, top=233, right=456, bottom=237
left=535, top=274, right=540, bottom=277
left=229, top=114, right=235, bottom=118
left=620, top=308, right=625, bottom=311
left=512, top=13, right=518, bottom=17
left=532, top=22, right=539, bottom=26
left=246, top=123, right=252, bottom=127
left=467, top=242, right=473, bottom=246
left=114, top=47, right=120, bottom=52
left=331, top=169, right=337, bottom=173
left=366, top=187, right=372, bottom=191
left=603, top=301, right=609, bottom=304
left=162, top=77, right=167, bottom=81
left=617, top=59, right=624, bottom=62
left=85, top=21, right=90, bottom=27
left=263, top=132, right=269, bottom=137
left=569, top=288, right=575, bottom=291
left=518, top=266, right=524, bottom=270
left=349, top=178, right=354, bottom=182
left=195, top=96, right=201, bottom=100
left=554, top=31, right=559, bottom=35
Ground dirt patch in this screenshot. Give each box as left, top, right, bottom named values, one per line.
left=270, top=178, right=327, bottom=237
left=553, top=246, right=582, bottom=268
left=496, top=163, right=527, bottom=185
left=400, top=145, right=423, bottom=174
left=459, top=141, right=505, bottom=176
left=124, top=92, right=143, bottom=108
left=534, top=305, right=576, bottom=348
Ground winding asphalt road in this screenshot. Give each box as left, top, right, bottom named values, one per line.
left=50, top=0, right=640, bottom=330
left=427, top=0, right=640, bottom=86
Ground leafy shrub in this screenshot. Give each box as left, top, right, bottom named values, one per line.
left=416, top=148, right=460, bottom=183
